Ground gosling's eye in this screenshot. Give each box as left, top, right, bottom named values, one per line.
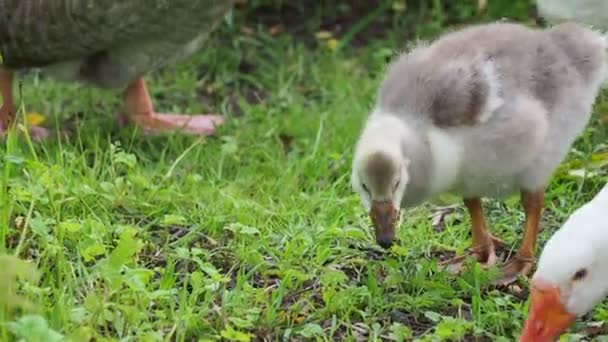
left=361, top=183, right=370, bottom=194
left=572, top=268, right=588, bottom=281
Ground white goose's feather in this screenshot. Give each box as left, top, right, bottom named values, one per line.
left=535, top=184, right=608, bottom=315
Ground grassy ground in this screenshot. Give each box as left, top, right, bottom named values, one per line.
left=2, top=1, right=608, bottom=341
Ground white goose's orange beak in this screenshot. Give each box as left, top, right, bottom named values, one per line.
left=520, top=278, right=576, bottom=342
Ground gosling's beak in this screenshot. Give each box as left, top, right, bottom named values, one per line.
left=370, top=200, right=398, bottom=249
left=519, top=278, right=576, bottom=342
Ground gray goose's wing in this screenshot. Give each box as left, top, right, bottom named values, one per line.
left=0, top=0, right=233, bottom=69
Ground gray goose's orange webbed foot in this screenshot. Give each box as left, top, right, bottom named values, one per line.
left=120, top=77, right=224, bottom=136
left=493, top=189, right=544, bottom=285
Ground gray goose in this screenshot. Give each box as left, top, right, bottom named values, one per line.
left=0, top=0, right=234, bottom=138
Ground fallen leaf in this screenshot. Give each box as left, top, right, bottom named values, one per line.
left=351, top=323, right=369, bottom=342
left=582, top=321, right=608, bottom=337
left=325, top=38, right=339, bottom=51
left=430, top=204, right=458, bottom=232
left=438, top=256, right=469, bottom=275
left=505, top=283, right=526, bottom=299
left=568, top=169, right=601, bottom=178
left=240, top=26, right=255, bottom=36
left=269, top=25, right=282, bottom=36
left=315, top=30, right=334, bottom=40
left=25, top=112, right=46, bottom=126
left=14, top=216, right=26, bottom=230
left=392, top=0, right=406, bottom=12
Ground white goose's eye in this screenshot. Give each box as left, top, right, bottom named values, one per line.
left=572, top=268, right=588, bottom=281
left=393, top=180, right=400, bottom=192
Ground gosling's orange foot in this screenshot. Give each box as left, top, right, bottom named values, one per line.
left=130, top=113, right=224, bottom=136
left=439, top=255, right=474, bottom=274
left=439, top=234, right=504, bottom=274
left=493, top=255, right=533, bottom=285
left=475, top=234, right=507, bottom=268
left=439, top=248, right=496, bottom=275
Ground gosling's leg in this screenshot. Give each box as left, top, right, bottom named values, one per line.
left=466, top=198, right=504, bottom=267
left=494, top=189, right=544, bottom=285
left=440, top=197, right=505, bottom=273
left=121, top=77, right=224, bottom=135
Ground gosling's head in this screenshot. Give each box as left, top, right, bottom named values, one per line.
left=351, top=115, right=411, bottom=248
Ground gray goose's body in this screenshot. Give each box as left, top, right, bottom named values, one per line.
left=0, top=0, right=234, bottom=89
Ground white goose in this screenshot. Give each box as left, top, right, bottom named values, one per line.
left=520, top=184, right=608, bottom=341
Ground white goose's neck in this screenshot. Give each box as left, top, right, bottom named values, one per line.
left=590, top=183, right=608, bottom=206
left=547, top=183, right=608, bottom=261
left=578, top=184, right=608, bottom=243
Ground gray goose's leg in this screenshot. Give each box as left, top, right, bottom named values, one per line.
left=0, top=67, right=50, bottom=140
left=121, top=77, right=224, bottom=136
left=0, top=68, right=15, bottom=131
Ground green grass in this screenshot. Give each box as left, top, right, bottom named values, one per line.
left=2, top=1, right=608, bottom=341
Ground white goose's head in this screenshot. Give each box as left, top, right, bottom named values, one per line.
left=520, top=187, right=608, bottom=341
left=351, top=114, right=411, bottom=248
